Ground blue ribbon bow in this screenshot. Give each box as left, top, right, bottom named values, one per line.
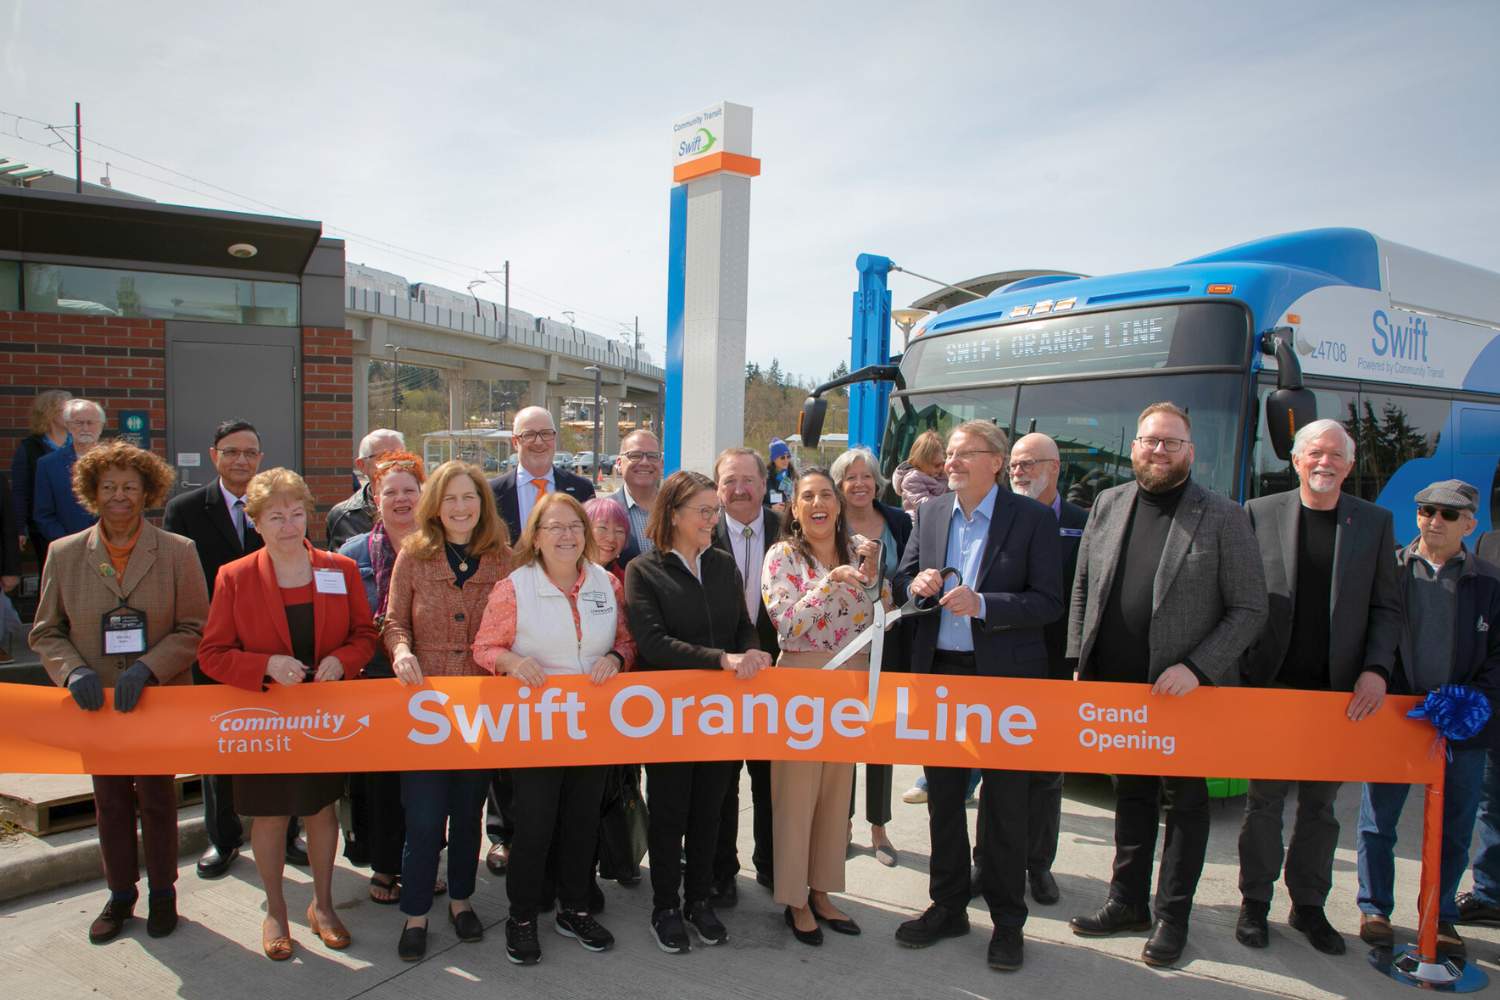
left=1407, top=684, right=1492, bottom=756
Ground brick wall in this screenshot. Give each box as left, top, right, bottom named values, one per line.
left=0, top=313, right=356, bottom=545
left=0, top=311, right=168, bottom=464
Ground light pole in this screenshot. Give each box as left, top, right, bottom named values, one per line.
left=466, top=279, right=487, bottom=323
left=584, top=365, right=602, bottom=482
left=891, top=307, right=932, bottom=350
left=386, top=344, right=404, bottom=434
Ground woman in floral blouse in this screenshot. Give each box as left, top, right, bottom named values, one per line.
left=761, top=467, right=891, bottom=946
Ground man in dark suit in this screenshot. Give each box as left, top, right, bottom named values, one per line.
left=709, top=447, right=781, bottom=902
left=892, top=420, right=1063, bottom=973
left=483, top=404, right=595, bottom=874
left=1067, top=402, right=1267, bottom=968
left=163, top=418, right=304, bottom=877
left=604, top=429, right=662, bottom=566
left=1007, top=432, right=1088, bottom=906
left=1236, top=419, right=1401, bottom=955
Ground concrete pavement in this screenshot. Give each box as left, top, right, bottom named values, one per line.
left=0, top=765, right=1493, bottom=1000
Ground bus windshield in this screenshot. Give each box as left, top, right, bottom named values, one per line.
left=880, top=372, right=1245, bottom=504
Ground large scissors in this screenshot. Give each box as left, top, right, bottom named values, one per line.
left=820, top=563, right=963, bottom=711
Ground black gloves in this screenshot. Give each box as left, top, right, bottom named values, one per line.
left=66, top=667, right=104, bottom=711
left=113, top=661, right=157, bottom=713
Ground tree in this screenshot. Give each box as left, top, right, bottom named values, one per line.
left=827, top=360, right=850, bottom=397
left=766, top=358, right=784, bottom=388
left=745, top=361, right=761, bottom=385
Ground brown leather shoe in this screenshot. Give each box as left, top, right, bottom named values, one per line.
left=1437, top=922, right=1467, bottom=958
left=88, top=897, right=135, bottom=944
left=1359, top=913, right=1394, bottom=948
left=307, top=902, right=351, bottom=950
left=262, top=917, right=294, bottom=961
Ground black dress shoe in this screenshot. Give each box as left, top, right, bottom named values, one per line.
left=1069, top=899, right=1152, bottom=937
left=710, top=877, right=738, bottom=908
left=811, top=904, right=861, bottom=936
left=284, top=837, right=310, bottom=867
left=146, top=893, right=178, bottom=938
left=784, top=907, right=823, bottom=946
left=1288, top=905, right=1344, bottom=955
left=1457, top=890, right=1500, bottom=925
left=1235, top=900, right=1269, bottom=948
left=1142, top=920, right=1188, bottom=968
left=988, top=925, right=1024, bottom=971
left=196, top=844, right=238, bottom=880
left=397, top=922, right=427, bottom=962
left=1029, top=870, right=1060, bottom=906
left=895, top=905, right=970, bottom=947
left=449, top=906, right=484, bottom=942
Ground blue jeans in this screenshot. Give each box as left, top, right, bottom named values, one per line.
left=1468, top=750, right=1500, bottom=905
left=399, top=769, right=490, bottom=918
left=1356, top=746, right=1486, bottom=922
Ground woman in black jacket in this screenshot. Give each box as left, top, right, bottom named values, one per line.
left=624, top=470, right=770, bottom=955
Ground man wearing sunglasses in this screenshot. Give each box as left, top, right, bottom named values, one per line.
left=1235, top=419, right=1401, bottom=956
left=605, top=429, right=664, bottom=565
left=1067, top=402, right=1266, bottom=968
left=1356, top=478, right=1500, bottom=959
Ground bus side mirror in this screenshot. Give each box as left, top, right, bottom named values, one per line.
left=1265, top=387, right=1316, bottom=461
left=799, top=396, right=828, bottom=448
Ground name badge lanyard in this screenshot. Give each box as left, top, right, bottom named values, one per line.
left=820, top=565, right=961, bottom=711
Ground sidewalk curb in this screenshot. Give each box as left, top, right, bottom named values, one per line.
left=0, top=807, right=208, bottom=905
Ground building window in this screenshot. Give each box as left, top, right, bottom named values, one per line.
left=22, top=262, right=299, bottom=326
left=0, top=260, right=18, bottom=310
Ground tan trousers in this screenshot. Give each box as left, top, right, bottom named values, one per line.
left=771, top=648, right=865, bottom=908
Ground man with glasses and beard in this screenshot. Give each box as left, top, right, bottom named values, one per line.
left=1355, top=479, right=1500, bottom=959
left=1067, top=402, right=1266, bottom=968
left=1235, top=419, right=1401, bottom=956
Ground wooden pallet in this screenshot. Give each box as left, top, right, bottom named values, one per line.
left=0, top=773, right=203, bottom=836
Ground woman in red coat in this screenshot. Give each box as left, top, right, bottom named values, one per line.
left=198, top=468, right=377, bottom=961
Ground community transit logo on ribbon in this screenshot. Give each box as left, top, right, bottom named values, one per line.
left=212, top=706, right=372, bottom=754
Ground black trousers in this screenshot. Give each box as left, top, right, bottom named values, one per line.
left=849, top=763, right=894, bottom=827
left=348, top=771, right=405, bottom=876
left=714, top=759, right=773, bottom=882
left=508, top=765, right=610, bottom=919
left=1028, top=771, right=1064, bottom=873
left=1111, top=774, right=1210, bottom=926
left=647, top=760, right=736, bottom=911
left=194, top=661, right=299, bottom=853
left=925, top=651, right=1029, bottom=927
left=485, top=769, right=515, bottom=846
left=1238, top=778, right=1341, bottom=906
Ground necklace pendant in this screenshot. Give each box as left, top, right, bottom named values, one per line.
left=458, top=561, right=469, bottom=572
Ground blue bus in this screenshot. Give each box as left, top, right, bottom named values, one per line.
left=803, top=228, right=1500, bottom=535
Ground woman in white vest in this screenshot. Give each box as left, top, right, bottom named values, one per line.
left=474, top=491, right=636, bottom=966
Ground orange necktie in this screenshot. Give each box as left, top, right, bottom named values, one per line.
left=531, top=478, right=548, bottom=502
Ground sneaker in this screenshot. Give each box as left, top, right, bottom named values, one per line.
left=684, top=900, right=728, bottom=946
left=556, top=909, right=614, bottom=952
left=504, top=917, right=541, bottom=965
left=895, top=904, right=970, bottom=947
left=1457, top=890, right=1500, bottom=925
left=651, top=907, right=691, bottom=954
left=901, top=784, right=928, bottom=805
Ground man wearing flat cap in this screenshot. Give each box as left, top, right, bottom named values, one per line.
left=1355, top=479, right=1500, bottom=958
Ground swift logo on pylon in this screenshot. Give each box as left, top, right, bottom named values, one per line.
left=678, top=127, right=716, bottom=159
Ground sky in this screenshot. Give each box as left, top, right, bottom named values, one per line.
left=4, top=1, right=1498, bottom=382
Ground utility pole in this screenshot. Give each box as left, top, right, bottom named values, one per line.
left=502, top=261, right=510, bottom=340
left=585, top=366, right=602, bottom=482
left=74, top=103, right=82, bottom=194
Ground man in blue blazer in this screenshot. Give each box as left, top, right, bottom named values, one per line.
left=33, top=399, right=105, bottom=544
left=891, top=420, right=1063, bottom=973
left=484, top=405, right=595, bottom=874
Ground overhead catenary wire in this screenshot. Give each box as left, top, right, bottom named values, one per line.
left=0, top=107, right=657, bottom=343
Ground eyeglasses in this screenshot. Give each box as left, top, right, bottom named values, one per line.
left=622, top=450, right=662, bottom=463
left=98, top=482, right=143, bottom=496
left=1007, top=458, right=1056, bottom=475
left=1135, top=436, right=1189, bottom=453
left=538, top=522, right=587, bottom=536
left=516, top=429, right=557, bottom=444
left=681, top=504, right=723, bottom=520
left=945, top=449, right=995, bottom=463
left=1417, top=505, right=1463, bottom=522
left=216, top=448, right=261, bottom=461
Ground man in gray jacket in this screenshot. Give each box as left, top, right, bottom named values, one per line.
left=1066, top=402, right=1267, bottom=968
left=1236, top=419, right=1401, bottom=956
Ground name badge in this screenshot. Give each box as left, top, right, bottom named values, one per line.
left=102, top=606, right=147, bottom=656
left=314, top=569, right=347, bottom=595
left=769, top=491, right=785, bottom=505
left=1060, top=527, right=1084, bottom=538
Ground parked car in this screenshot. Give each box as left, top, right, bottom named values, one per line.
left=572, top=451, right=596, bottom=477
left=598, top=454, right=616, bottom=476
